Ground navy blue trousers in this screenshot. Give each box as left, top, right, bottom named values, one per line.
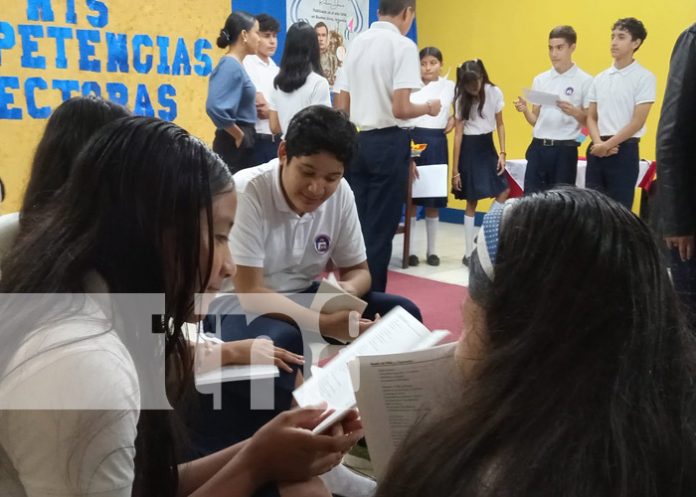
left=524, top=141, right=578, bottom=194
left=183, top=284, right=421, bottom=458
left=251, top=133, right=280, bottom=166
left=585, top=141, right=639, bottom=209
left=347, top=127, right=410, bottom=293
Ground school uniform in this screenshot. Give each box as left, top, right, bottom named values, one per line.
left=268, top=72, right=332, bottom=138
left=409, top=77, right=455, bottom=208
left=342, top=21, right=422, bottom=292
left=586, top=60, right=656, bottom=208
left=454, top=83, right=508, bottom=202
left=187, top=159, right=422, bottom=455
left=206, top=56, right=257, bottom=174
left=524, top=64, right=593, bottom=193
left=243, top=54, right=280, bottom=165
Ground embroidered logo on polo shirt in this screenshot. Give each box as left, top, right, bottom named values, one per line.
left=314, top=234, right=331, bottom=254
left=565, top=87, right=575, bottom=96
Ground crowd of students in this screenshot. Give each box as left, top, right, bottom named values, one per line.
left=1, top=0, right=696, bottom=496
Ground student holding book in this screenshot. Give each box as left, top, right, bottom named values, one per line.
left=375, top=188, right=696, bottom=497
left=0, top=116, right=361, bottom=497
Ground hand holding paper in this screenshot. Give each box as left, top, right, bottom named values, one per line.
left=523, top=88, right=561, bottom=107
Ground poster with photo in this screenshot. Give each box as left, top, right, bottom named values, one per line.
left=287, top=0, right=370, bottom=85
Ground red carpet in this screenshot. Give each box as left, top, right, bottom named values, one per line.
left=386, top=270, right=467, bottom=342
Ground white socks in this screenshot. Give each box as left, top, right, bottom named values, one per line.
left=464, top=215, right=476, bottom=257
left=426, top=216, right=438, bottom=256
left=409, top=216, right=417, bottom=256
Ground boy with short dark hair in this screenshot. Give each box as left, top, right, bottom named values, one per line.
left=243, top=13, right=281, bottom=165
left=585, top=17, right=656, bottom=209
left=340, top=0, right=441, bottom=292
left=514, top=25, right=592, bottom=193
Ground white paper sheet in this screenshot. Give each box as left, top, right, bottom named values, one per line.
left=412, top=164, right=448, bottom=198
left=523, top=88, right=561, bottom=106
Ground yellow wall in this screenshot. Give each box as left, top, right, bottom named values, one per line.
left=417, top=0, right=696, bottom=211
left=0, top=1, right=231, bottom=213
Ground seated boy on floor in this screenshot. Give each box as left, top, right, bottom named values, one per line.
left=185, top=106, right=421, bottom=455
left=224, top=104, right=421, bottom=345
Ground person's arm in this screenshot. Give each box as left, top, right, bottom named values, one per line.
left=334, top=91, right=350, bottom=113
left=269, top=110, right=281, bottom=135
left=658, top=26, right=696, bottom=258
left=256, top=92, right=270, bottom=120
left=599, top=103, right=653, bottom=152
left=513, top=96, right=540, bottom=126
left=556, top=100, right=587, bottom=126
left=586, top=102, right=602, bottom=145
left=444, top=115, right=455, bottom=134
left=336, top=261, right=371, bottom=297
left=234, top=265, right=371, bottom=342
left=206, top=59, right=245, bottom=146
left=392, top=88, right=441, bottom=120
left=451, top=118, right=464, bottom=191
left=495, top=111, right=506, bottom=174
left=190, top=339, right=303, bottom=374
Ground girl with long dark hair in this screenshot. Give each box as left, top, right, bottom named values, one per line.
left=269, top=22, right=331, bottom=138
left=207, top=11, right=261, bottom=174
left=377, top=188, right=696, bottom=497
left=0, top=116, right=360, bottom=497
left=451, top=59, right=509, bottom=265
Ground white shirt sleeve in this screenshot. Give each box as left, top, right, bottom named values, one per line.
left=312, top=76, right=332, bottom=107
left=587, top=78, right=598, bottom=105
left=494, top=86, right=505, bottom=113
left=267, top=88, right=277, bottom=111
left=330, top=182, right=367, bottom=268
left=580, top=75, right=592, bottom=109
left=531, top=74, right=542, bottom=91
left=229, top=184, right=267, bottom=268
left=393, top=41, right=422, bottom=91
left=635, top=71, right=657, bottom=104
left=333, top=66, right=348, bottom=93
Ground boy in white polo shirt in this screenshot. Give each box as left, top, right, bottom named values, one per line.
left=191, top=106, right=422, bottom=454
left=586, top=17, right=656, bottom=209
left=243, top=13, right=281, bottom=166
left=339, top=0, right=442, bottom=293
left=514, top=25, right=592, bottom=193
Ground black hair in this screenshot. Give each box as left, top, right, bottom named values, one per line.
left=376, top=188, right=696, bottom=497
left=274, top=21, right=323, bottom=93
left=0, top=176, right=5, bottom=203
left=284, top=105, right=357, bottom=167
left=216, top=11, right=256, bottom=49
left=20, top=96, right=130, bottom=228
left=0, top=116, right=234, bottom=497
left=549, top=25, right=577, bottom=45
left=256, top=13, right=280, bottom=33
left=613, top=17, right=648, bottom=51
left=455, top=59, right=494, bottom=120
left=378, top=0, right=416, bottom=16
left=419, top=46, right=443, bottom=63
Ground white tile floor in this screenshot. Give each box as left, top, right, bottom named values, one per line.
left=389, top=220, right=470, bottom=287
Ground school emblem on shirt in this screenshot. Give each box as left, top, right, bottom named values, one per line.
left=565, top=87, right=575, bottom=96
left=314, top=234, right=331, bottom=254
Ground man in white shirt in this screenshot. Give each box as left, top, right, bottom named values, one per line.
left=586, top=17, right=656, bottom=209
left=339, top=0, right=441, bottom=292
left=243, top=14, right=281, bottom=166
left=514, top=26, right=592, bottom=193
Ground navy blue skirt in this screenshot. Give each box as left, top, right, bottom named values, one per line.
left=453, top=132, right=508, bottom=201
left=411, top=127, right=448, bottom=208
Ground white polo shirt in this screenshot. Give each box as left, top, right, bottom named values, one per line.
left=342, top=21, right=422, bottom=130
left=268, top=72, right=332, bottom=137
left=456, top=83, right=504, bottom=135
left=243, top=54, right=279, bottom=135
left=408, top=77, right=455, bottom=129
left=230, top=159, right=366, bottom=293
left=588, top=60, right=656, bottom=138
left=532, top=64, right=592, bottom=140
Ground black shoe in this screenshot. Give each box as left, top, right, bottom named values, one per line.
left=462, top=255, right=469, bottom=266
left=426, top=254, right=440, bottom=266
left=408, top=255, right=420, bottom=266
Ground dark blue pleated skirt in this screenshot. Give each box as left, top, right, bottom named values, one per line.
left=453, top=132, right=508, bottom=201
left=411, top=127, right=448, bottom=208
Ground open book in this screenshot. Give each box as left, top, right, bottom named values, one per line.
left=310, top=272, right=368, bottom=314
left=292, top=306, right=450, bottom=434
left=350, top=342, right=457, bottom=480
